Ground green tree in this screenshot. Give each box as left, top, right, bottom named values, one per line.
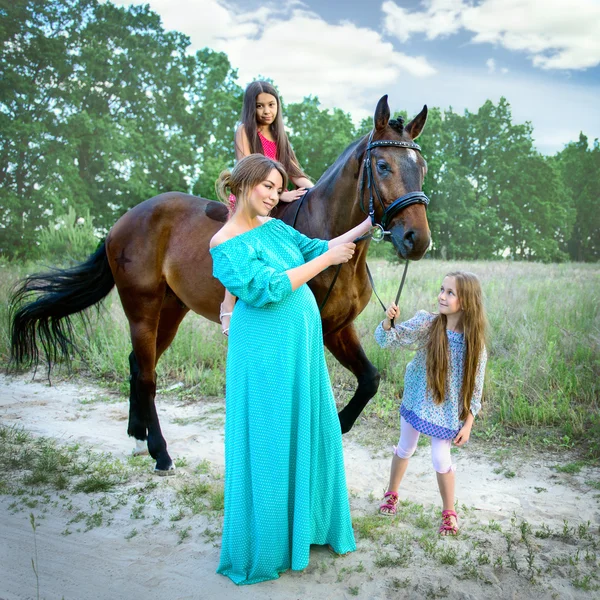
left=190, top=49, right=242, bottom=200
left=0, top=0, right=237, bottom=257
left=285, top=96, right=357, bottom=182
left=555, top=134, right=600, bottom=262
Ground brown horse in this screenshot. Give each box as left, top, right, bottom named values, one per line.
left=10, top=95, right=430, bottom=473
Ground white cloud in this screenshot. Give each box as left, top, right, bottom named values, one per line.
left=110, top=0, right=436, bottom=120
left=486, top=58, right=496, bottom=73
left=383, top=0, right=600, bottom=70
left=382, top=0, right=465, bottom=42
left=384, top=62, right=600, bottom=154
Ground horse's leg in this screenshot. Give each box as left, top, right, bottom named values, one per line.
left=324, top=323, right=381, bottom=434
left=121, top=288, right=175, bottom=473
left=132, top=292, right=189, bottom=466
left=127, top=350, right=146, bottom=456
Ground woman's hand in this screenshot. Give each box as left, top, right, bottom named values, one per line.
left=382, top=302, right=399, bottom=331
left=279, top=188, right=307, bottom=203
left=454, top=423, right=472, bottom=446
left=325, top=242, right=355, bottom=266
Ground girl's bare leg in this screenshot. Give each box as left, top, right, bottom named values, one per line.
left=436, top=470, right=457, bottom=534
left=380, top=454, right=410, bottom=515
left=388, top=454, right=410, bottom=492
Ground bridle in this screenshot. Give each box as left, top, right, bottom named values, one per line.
left=291, top=130, right=431, bottom=324
left=360, top=129, right=430, bottom=240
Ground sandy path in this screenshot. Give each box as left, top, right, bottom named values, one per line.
left=1, top=374, right=598, bottom=600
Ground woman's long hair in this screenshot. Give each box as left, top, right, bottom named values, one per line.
left=426, top=271, right=487, bottom=420
left=238, top=80, right=308, bottom=181
left=215, top=154, right=288, bottom=212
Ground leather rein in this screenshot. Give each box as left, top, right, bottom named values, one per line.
left=291, top=130, right=430, bottom=321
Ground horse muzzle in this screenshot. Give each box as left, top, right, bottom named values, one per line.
left=389, top=222, right=431, bottom=259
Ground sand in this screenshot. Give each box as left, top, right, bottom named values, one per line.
left=1, top=373, right=599, bottom=600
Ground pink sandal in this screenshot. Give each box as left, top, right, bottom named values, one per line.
left=439, top=509, right=459, bottom=535
left=379, top=491, right=399, bottom=516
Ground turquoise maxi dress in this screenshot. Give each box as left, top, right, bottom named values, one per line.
left=210, top=218, right=356, bottom=585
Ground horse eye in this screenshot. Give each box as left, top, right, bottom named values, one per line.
left=377, top=161, right=389, bottom=172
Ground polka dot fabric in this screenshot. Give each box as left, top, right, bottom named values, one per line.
left=374, top=310, right=487, bottom=439
left=210, top=219, right=356, bottom=585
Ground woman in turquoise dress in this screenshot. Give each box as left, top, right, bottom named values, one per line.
left=209, top=154, right=372, bottom=585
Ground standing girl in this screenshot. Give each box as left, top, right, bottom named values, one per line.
left=210, top=154, right=372, bottom=584
left=220, top=80, right=313, bottom=334
left=375, top=272, right=488, bottom=535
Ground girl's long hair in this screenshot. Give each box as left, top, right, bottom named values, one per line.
left=215, top=154, right=288, bottom=212
left=238, top=80, right=308, bottom=181
left=426, top=271, right=487, bottom=420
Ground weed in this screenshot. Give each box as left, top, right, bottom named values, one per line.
left=389, top=577, right=410, bottom=589
left=577, top=521, right=591, bottom=540
left=176, top=481, right=211, bottom=514
left=74, top=475, right=118, bottom=494
left=177, top=526, right=192, bottom=544
left=169, top=509, right=185, bottom=522
left=418, top=534, right=439, bottom=557
left=486, top=520, right=501, bottom=532
left=130, top=504, right=145, bottom=519
left=426, top=584, right=449, bottom=598
left=415, top=512, right=434, bottom=529
left=438, top=546, right=458, bottom=566
left=553, top=461, right=586, bottom=474
left=125, top=528, right=138, bottom=540
left=375, top=545, right=412, bottom=568
left=572, top=574, right=600, bottom=591
left=194, top=459, right=212, bottom=475
left=520, top=519, right=532, bottom=541
left=348, top=586, right=359, bottom=596
left=535, top=523, right=552, bottom=539
left=352, top=515, right=389, bottom=541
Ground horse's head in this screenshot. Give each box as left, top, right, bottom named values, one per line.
left=364, top=95, right=430, bottom=260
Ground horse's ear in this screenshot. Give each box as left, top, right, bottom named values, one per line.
left=405, top=105, right=428, bottom=140
left=374, top=95, right=390, bottom=131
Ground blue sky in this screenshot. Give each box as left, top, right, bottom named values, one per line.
left=111, top=0, right=600, bottom=154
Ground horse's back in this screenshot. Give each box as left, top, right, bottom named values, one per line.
left=106, top=192, right=227, bottom=317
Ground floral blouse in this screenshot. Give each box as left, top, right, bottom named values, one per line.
left=375, top=310, right=487, bottom=439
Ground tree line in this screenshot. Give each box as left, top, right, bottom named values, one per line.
left=1, top=0, right=598, bottom=262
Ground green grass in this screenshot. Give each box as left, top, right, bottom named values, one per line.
left=553, top=461, right=587, bottom=474
left=2, top=259, right=599, bottom=457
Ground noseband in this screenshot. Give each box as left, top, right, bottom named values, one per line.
left=290, top=130, right=431, bottom=319
left=361, top=130, right=430, bottom=240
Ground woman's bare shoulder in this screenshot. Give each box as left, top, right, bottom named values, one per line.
left=210, top=224, right=236, bottom=249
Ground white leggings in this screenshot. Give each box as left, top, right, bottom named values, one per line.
left=394, top=416, right=455, bottom=474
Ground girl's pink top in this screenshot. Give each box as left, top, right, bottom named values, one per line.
left=228, top=132, right=279, bottom=214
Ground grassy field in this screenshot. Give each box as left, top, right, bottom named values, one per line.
left=1, top=258, right=599, bottom=458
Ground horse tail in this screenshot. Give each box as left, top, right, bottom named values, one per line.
left=9, top=243, right=115, bottom=369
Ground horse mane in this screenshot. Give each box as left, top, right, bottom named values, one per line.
left=389, top=116, right=404, bottom=134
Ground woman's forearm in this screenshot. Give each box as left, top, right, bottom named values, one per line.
left=285, top=254, right=330, bottom=291
left=328, top=216, right=372, bottom=248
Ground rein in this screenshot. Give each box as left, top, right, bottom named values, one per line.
left=291, top=131, right=430, bottom=320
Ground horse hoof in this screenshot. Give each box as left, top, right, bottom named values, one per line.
left=154, top=465, right=176, bottom=477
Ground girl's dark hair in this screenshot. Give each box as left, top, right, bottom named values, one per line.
left=238, top=80, right=308, bottom=181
